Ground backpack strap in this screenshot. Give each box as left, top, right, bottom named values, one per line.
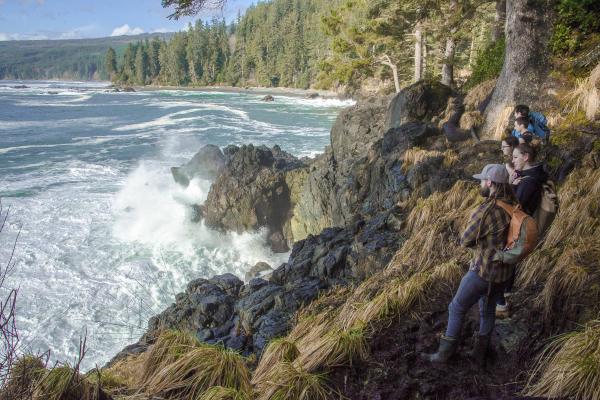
left=495, top=200, right=514, bottom=217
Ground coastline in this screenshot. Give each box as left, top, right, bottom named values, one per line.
left=1, top=78, right=345, bottom=99
left=133, top=84, right=343, bottom=99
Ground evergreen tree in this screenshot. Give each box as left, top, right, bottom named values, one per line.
left=105, top=47, right=117, bottom=81
left=135, top=44, right=149, bottom=85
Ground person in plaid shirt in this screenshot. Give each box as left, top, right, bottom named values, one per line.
left=423, top=164, right=513, bottom=365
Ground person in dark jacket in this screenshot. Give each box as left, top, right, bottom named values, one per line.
left=422, top=164, right=512, bottom=365
left=511, top=144, right=547, bottom=216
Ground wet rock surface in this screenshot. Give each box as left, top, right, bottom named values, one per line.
left=171, top=144, right=226, bottom=186
left=201, top=144, right=304, bottom=252
left=110, top=208, right=404, bottom=363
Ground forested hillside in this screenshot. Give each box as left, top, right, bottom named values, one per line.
left=110, top=0, right=510, bottom=94
left=0, top=33, right=173, bottom=81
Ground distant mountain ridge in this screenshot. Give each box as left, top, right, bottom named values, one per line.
left=0, top=32, right=175, bottom=81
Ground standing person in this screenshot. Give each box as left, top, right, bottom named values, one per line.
left=422, top=164, right=512, bottom=365
left=512, top=144, right=546, bottom=216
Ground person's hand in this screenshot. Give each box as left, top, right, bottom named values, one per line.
left=512, top=176, right=523, bottom=185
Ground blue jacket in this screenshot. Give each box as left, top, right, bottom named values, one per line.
left=511, top=112, right=549, bottom=140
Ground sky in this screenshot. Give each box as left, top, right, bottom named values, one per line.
left=0, top=0, right=255, bottom=41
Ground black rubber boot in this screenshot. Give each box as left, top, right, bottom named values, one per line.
left=468, top=334, right=491, bottom=367
left=423, top=335, right=458, bottom=363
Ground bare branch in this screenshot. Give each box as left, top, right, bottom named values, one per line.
left=162, top=0, right=227, bottom=19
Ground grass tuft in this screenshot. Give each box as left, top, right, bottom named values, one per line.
left=31, top=365, right=107, bottom=400
left=140, top=329, right=201, bottom=385
left=525, top=320, right=600, bottom=400
left=145, top=344, right=251, bottom=399
left=518, top=167, right=600, bottom=319
left=199, top=386, right=251, bottom=400
left=566, top=62, right=600, bottom=121
left=255, top=362, right=333, bottom=400
left=252, top=338, right=300, bottom=385
left=1, top=355, right=46, bottom=400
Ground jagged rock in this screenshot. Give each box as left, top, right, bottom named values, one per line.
left=386, top=81, right=453, bottom=130
left=110, top=208, right=404, bottom=363
left=262, top=95, right=275, bottom=102
left=203, top=144, right=304, bottom=252
left=171, top=144, right=226, bottom=186
left=245, top=262, right=273, bottom=282
left=306, top=93, right=320, bottom=99
left=330, top=96, right=390, bottom=165
left=11, top=85, right=29, bottom=89
left=122, top=86, right=136, bottom=92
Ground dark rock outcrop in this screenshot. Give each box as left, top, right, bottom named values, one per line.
left=386, top=80, right=453, bottom=130
left=262, top=95, right=274, bottom=102
left=114, top=81, right=503, bottom=367
left=244, top=262, right=273, bottom=282
left=110, top=209, right=404, bottom=364
left=202, top=144, right=305, bottom=252
left=171, top=144, right=226, bottom=186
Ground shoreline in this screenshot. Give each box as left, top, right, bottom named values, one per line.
left=1, top=78, right=345, bottom=99
left=133, top=84, right=343, bottom=99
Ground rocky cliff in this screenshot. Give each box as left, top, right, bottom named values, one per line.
left=105, top=78, right=600, bottom=400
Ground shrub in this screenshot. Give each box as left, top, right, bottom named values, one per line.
left=465, top=38, right=505, bottom=90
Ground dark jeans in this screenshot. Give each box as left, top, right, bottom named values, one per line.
left=445, top=271, right=506, bottom=338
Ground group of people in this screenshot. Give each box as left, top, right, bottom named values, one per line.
left=423, top=105, right=551, bottom=366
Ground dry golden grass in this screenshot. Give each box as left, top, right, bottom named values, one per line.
left=388, top=180, right=479, bottom=273
left=31, top=365, right=107, bottom=400
left=525, top=320, right=600, bottom=400
left=144, top=344, right=251, bottom=399
left=199, top=386, right=251, bottom=400
left=252, top=338, right=300, bottom=385
left=139, top=329, right=200, bottom=385
left=518, top=168, right=600, bottom=320
left=102, top=353, right=146, bottom=390
left=566, top=62, right=600, bottom=121
left=254, top=362, right=333, bottom=400
left=491, top=106, right=514, bottom=140
left=506, top=165, right=600, bottom=328
left=464, top=79, right=497, bottom=111
left=401, top=148, right=444, bottom=173
left=1, top=355, right=47, bottom=400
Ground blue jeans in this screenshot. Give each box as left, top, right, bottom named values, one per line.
left=445, top=271, right=506, bottom=338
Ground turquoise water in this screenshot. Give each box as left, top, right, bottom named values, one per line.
left=0, top=80, right=352, bottom=369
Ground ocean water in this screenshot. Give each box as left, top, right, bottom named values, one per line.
left=0, top=80, right=353, bottom=369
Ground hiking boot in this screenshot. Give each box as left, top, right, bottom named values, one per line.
left=422, top=335, right=458, bottom=363
left=468, top=334, right=491, bottom=367
left=496, top=302, right=510, bottom=318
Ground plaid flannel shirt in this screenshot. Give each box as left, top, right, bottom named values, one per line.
left=461, top=199, right=512, bottom=283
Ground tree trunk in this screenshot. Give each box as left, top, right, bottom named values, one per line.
left=482, top=0, right=555, bottom=139
left=414, top=22, right=424, bottom=82
left=492, top=0, right=507, bottom=42
left=442, top=0, right=458, bottom=86
left=441, top=36, right=456, bottom=86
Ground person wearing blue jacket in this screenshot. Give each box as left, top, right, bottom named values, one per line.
left=511, top=105, right=550, bottom=142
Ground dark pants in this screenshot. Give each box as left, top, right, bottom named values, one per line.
left=445, top=271, right=506, bottom=338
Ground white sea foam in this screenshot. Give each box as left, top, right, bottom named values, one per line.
left=273, top=95, right=356, bottom=108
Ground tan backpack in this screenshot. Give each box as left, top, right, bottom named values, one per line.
left=496, top=201, right=539, bottom=264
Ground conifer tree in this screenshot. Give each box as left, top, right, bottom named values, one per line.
left=105, top=47, right=117, bottom=81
